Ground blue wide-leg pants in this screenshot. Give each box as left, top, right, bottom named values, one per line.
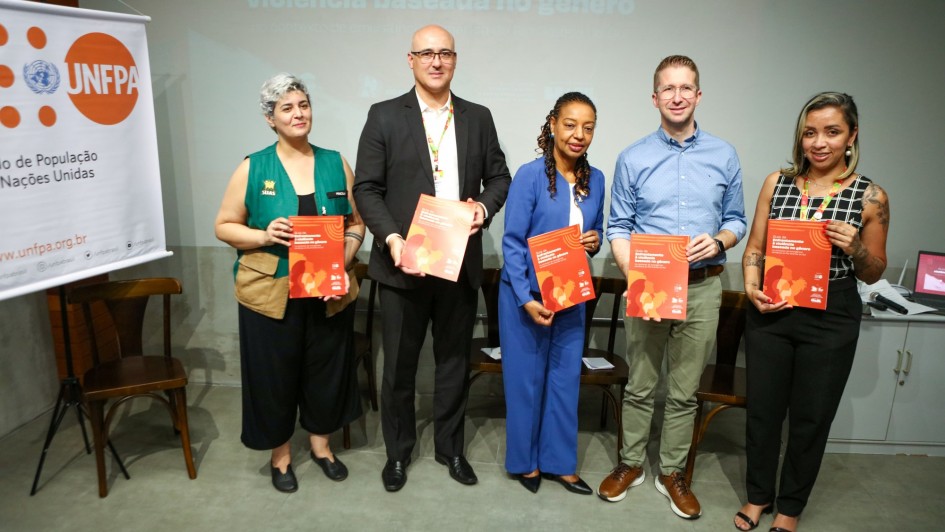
left=499, top=278, right=585, bottom=475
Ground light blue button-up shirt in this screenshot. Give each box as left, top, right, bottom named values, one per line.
left=606, top=125, right=747, bottom=268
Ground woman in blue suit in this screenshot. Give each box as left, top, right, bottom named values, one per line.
left=500, top=92, right=605, bottom=495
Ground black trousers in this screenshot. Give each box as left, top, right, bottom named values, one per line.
left=378, top=273, right=478, bottom=461
left=238, top=298, right=362, bottom=450
left=744, top=277, right=862, bottom=517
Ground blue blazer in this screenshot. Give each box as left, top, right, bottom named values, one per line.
left=501, top=157, right=605, bottom=308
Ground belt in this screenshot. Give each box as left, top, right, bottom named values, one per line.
left=688, top=264, right=724, bottom=284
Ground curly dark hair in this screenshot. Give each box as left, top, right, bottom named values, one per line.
left=536, top=92, right=597, bottom=200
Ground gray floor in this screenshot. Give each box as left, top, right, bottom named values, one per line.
left=3, top=368, right=944, bottom=531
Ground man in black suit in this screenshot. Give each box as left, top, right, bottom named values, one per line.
left=354, top=25, right=511, bottom=492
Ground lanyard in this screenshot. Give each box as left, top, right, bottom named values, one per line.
left=421, top=100, right=453, bottom=177
left=800, top=177, right=842, bottom=221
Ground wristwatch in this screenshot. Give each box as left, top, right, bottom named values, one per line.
left=713, top=238, right=725, bottom=255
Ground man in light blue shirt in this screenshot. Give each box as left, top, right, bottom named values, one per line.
left=597, top=55, right=747, bottom=519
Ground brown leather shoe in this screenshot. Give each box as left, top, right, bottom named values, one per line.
left=655, top=472, right=701, bottom=519
left=597, top=463, right=645, bottom=502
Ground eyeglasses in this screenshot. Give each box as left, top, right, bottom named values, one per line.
left=410, top=49, right=457, bottom=64
left=656, top=85, right=698, bottom=100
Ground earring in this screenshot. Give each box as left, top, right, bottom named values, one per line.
left=845, top=148, right=852, bottom=157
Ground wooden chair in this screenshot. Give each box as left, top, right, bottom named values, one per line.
left=467, top=267, right=503, bottom=386
left=580, top=276, right=630, bottom=463
left=467, top=271, right=629, bottom=461
left=69, top=278, right=196, bottom=497
left=684, top=290, right=750, bottom=484
left=343, top=262, right=379, bottom=449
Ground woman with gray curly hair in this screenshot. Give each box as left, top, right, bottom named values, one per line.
left=215, top=73, right=365, bottom=493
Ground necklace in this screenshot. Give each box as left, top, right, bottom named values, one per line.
left=799, top=174, right=845, bottom=221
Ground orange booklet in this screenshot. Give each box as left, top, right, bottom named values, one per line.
left=764, top=219, right=830, bottom=309
left=401, top=194, right=475, bottom=282
left=626, top=234, right=690, bottom=320
left=288, top=216, right=346, bottom=298
left=527, top=224, right=596, bottom=312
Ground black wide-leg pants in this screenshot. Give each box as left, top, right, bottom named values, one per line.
left=744, top=277, right=862, bottom=517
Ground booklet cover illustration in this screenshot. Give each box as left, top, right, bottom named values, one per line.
left=527, top=224, right=595, bottom=312
left=401, top=194, right=475, bottom=282
left=626, top=234, right=689, bottom=320
left=764, top=219, right=831, bottom=309
left=288, top=215, right=346, bottom=298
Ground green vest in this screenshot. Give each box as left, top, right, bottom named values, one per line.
left=234, top=143, right=352, bottom=278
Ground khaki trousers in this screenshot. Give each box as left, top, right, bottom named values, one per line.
left=619, top=275, right=721, bottom=475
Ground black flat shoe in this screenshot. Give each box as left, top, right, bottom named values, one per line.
left=311, top=450, right=348, bottom=481
left=270, top=464, right=298, bottom=493
left=382, top=458, right=410, bottom=492
left=541, top=473, right=592, bottom=495
left=435, top=454, right=478, bottom=485
left=735, top=504, right=773, bottom=531
left=511, top=473, right=541, bottom=493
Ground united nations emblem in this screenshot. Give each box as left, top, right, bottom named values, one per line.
left=23, top=61, right=61, bottom=95
left=262, top=180, right=276, bottom=196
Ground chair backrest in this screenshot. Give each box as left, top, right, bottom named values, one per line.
left=68, top=278, right=182, bottom=364
left=352, top=262, right=378, bottom=332
left=585, top=277, right=625, bottom=352
left=480, top=268, right=502, bottom=348
left=715, top=290, right=749, bottom=367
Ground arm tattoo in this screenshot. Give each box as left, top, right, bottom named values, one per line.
left=851, top=239, right=885, bottom=279
left=744, top=252, right=764, bottom=269
left=863, top=183, right=890, bottom=228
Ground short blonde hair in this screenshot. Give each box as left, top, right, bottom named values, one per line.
left=652, top=55, right=700, bottom=92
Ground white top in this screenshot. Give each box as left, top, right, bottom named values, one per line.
left=417, top=92, right=459, bottom=201
left=568, top=182, right=584, bottom=228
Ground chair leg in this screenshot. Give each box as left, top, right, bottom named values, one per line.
left=167, top=390, right=181, bottom=435
left=173, top=388, right=197, bottom=479
left=88, top=400, right=109, bottom=498
left=363, top=352, right=378, bottom=412
left=342, top=424, right=351, bottom=450
left=599, top=392, right=608, bottom=429
left=684, top=399, right=706, bottom=486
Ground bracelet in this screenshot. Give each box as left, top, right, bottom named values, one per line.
left=344, top=231, right=364, bottom=243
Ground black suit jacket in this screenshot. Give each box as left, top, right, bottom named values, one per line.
left=354, top=89, right=511, bottom=291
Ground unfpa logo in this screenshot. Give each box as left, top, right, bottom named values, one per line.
left=0, top=24, right=139, bottom=128
left=66, top=32, right=140, bottom=125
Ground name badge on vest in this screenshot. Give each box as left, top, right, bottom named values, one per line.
left=327, top=190, right=347, bottom=199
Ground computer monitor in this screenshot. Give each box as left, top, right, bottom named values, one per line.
left=913, top=250, right=945, bottom=309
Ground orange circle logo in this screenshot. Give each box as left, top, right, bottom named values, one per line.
left=65, top=33, right=138, bottom=125
left=38, top=106, right=57, bottom=127
left=27, top=27, right=47, bottom=49
left=0, top=65, right=13, bottom=88
left=1, top=106, right=21, bottom=128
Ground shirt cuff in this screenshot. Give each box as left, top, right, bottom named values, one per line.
left=385, top=233, right=403, bottom=247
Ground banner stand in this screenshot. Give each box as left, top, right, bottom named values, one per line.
left=29, top=284, right=129, bottom=496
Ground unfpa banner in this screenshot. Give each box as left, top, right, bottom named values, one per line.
left=0, top=1, right=170, bottom=301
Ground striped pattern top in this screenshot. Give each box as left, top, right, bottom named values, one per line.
left=769, top=173, right=872, bottom=280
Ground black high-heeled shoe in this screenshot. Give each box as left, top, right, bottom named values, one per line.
left=540, top=473, right=592, bottom=495
left=511, top=472, right=541, bottom=493
left=734, top=504, right=773, bottom=531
